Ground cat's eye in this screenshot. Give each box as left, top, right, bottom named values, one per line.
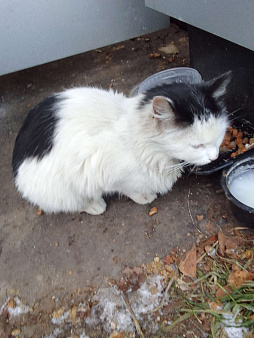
left=191, top=144, right=205, bottom=149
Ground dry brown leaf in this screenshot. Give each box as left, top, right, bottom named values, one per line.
left=6, top=298, right=16, bottom=310
left=69, top=305, right=78, bottom=325
left=242, top=249, right=252, bottom=259
left=158, top=42, right=179, bottom=55
left=113, top=45, right=125, bottom=51
left=117, top=277, right=128, bottom=293
left=177, top=279, right=190, bottom=291
left=218, top=231, right=227, bottom=256
left=11, top=329, right=21, bottom=337
left=149, top=206, right=158, bottom=216
left=215, top=284, right=233, bottom=298
left=228, top=271, right=254, bottom=288
left=218, top=231, right=248, bottom=257
left=150, top=286, right=158, bottom=295
left=232, top=263, right=242, bottom=272
left=198, top=235, right=218, bottom=255
left=164, top=264, right=173, bottom=272
left=110, top=332, right=124, bottom=338
left=36, top=208, right=43, bottom=216
left=179, top=244, right=197, bottom=278
left=148, top=52, right=161, bottom=59
left=52, top=307, right=65, bottom=319
left=209, top=300, right=223, bottom=310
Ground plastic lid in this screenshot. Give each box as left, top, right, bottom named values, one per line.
left=138, top=67, right=202, bottom=93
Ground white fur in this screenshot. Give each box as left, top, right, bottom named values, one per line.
left=15, top=87, right=228, bottom=214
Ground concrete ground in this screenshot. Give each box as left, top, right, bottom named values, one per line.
left=0, top=25, right=243, bottom=335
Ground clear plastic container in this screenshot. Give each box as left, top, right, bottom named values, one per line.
left=129, top=67, right=202, bottom=97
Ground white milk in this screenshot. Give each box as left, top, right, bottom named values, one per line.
left=229, top=169, right=254, bottom=208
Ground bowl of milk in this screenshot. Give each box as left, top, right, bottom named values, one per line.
left=221, top=155, right=254, bottom=227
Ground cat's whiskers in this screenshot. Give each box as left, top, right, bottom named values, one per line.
left=162, top=161, right=190, bottom=175
left=188, top=164, right=199, bottom=177
left=228, top=108, right=244, bottom=124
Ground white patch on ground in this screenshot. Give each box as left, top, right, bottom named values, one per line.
left=132, top=275, right=164, bottom=318
left=0, top=297, right=29, bottom=318
left=221, top=312, right=249, bottom=338
left=86, top=275, right=164, bottom=333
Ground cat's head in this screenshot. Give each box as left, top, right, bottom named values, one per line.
left=142, top=71, right=231, bottom=166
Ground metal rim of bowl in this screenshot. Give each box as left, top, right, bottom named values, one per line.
left=220, top=157, right=254, bottom=213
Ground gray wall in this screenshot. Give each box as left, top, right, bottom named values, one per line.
left=0, top=0, right=170, bottom=76
left=146, top=0, right=254, bottom=51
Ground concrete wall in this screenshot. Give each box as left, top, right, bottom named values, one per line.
left=0, top=0, right=170, bottom=76
left=146, top=0, right=254, bottom=51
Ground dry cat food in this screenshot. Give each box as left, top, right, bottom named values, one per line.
left=220, top=126, right=254, bottom=158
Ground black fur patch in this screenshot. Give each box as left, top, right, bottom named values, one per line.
left=12, top=95, right=60, bottom=177
left=140, top=82, right=224, bottom=125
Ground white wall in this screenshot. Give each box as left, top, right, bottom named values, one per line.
left=146, top=0, right=254, bottom=51
left=0, top=0, right=170, bottom=76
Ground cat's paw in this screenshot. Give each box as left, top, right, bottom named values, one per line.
left=128, top=192, right=157, bottom=205
left=83, top=198, right=107, bottom=215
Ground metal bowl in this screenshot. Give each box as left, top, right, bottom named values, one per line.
left=220, top=155, right=254, bottom=227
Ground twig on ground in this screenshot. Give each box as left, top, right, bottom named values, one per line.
left=153, top=274, right=176, bottom=312
left=121, top=291, right=145, bottom=338
left=187, top=187, right=195, bottom=226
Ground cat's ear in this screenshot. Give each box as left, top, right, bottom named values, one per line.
left=206, top=71, right=232, bottom=99
left=152, top=96, right=175, bottom=120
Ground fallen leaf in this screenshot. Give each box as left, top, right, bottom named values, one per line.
left=107, top=278, right=116, bottom=286
left=158, top=42, right=179, bottom=55
left=11, top=329, right=21, bottom=337
left=198, top=235, right=218, bottom=254
left=116, top=277, right=128, bottom=293
left=150, top=286, right=158, bottom=295
left=176, top=279, right=190, bottom=291
left=36, top=208, right=43, bottom=216
left=149, top=206, right=158, bottom=216
left=205, top=245, right=216, bottom=258
left=232, top=263, right=242, bottom=272
left=179, top=244, right=197, bottom=278
left=208, top=300, right=223, bottom=310
left=228, top=271, right=254, bottom=288
left=110, top=332, right=124, bottom=338
left=113, top=45, right=125, bottom=51
left=242, top=249, right=252, bottom=259
left=218, top=231, right=227, bottom=256
left=6, top=298, right=16, bottom=310
left=164, top=264, right=173, bottom=272
left=69, top=305, right=78, bottom=325
left=218, top=231, right=248, bottom=257
left=215, top=284, right=233, bottom=298
left=52, top=307, right=65, bottom=319
left=148, top=52, right=161, bottom=59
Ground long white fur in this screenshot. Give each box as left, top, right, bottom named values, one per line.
left=15, top=87, right=228, bottom=214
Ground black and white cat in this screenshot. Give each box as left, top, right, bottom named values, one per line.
left=12, top=71, right=231, bottom=215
